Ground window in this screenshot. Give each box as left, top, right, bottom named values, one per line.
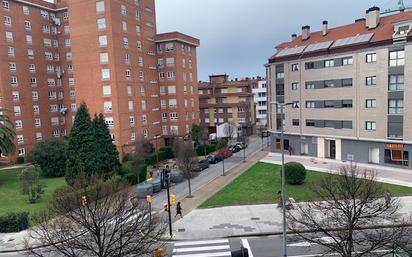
left=97, top=18, right=106, bottom=30
left=96, top=1, right=104, bottom=12
left=389, top=50, right=404, bottom=67
left=276, top=72, right=284, bottom=79
left=129, top=116, right=135, bottom=125
left=66, top=52, right=72, bottom=60
left=388, top=99, right=403, bottom=114
left=305, top=62, right=315, bottom=69
left=105, top=117, right=114, bottom=128
left=128, top=101, right=133, bottom=111
left=12, top=91, right=19, bottom=101
left=69, top=90, right=75, bottom=98
left=366, top=99, right=377, bottom=108
left=169, top=99, right=177, bottom=108
left=64, top=39, right=71, bottom=47
left=292, top=101, right=300, bottom=108
left=5, top=31, right=13, bottom=41
left=168, top=85, right=176, bottom=94
left=124, top=53, right=130, bottom=64
left=24, top=20, right=31, bottom=30
left=45, top=52, right=53, bottom=60
left=34, top=118, right=41, bottom=127
left=63, top=12, right=68, bottom=20
left=33, top=105, right=40, bottom=114
left=3, top=0, right=9, bottom=10
left=15, top=120, right=22, bottom=129
left=170, top=112, right=178, bottom=120
left=35, top=132, right=42, bottom=141
left=389, top=74, right=404, bottom=91
left=137, top=41, right=142, bottom=50
left=342, top=100, right=353, bottom=108
left=32, top=91, right=38, bottom=100
left=99, top=35, right=107, bottom=46
left=26, top=35, right=32, bottom=44
left=166, top=57, right=175, bottom=67
left=291, top=63, right=299, bottom=71
left=9, top=62, right=16, bottom=71
left=306, top=120, right=315, bottom=127
left=125, top=69, right=131, bottom=79
left=7, top=46, right=14, bottom=57
left=30, top=77, right=37, bottom=85
left=122, top=21, right=128, bottom=32
left=49, top=104, right=58, bottom=112
left=14, top=106, right=21, bottom=116
left=127, top=85, right=132, bottom=96
left=365, top=121, right=376, bottom=131
left=324, top=59, right=335, bottom=67
left=10, top=76, right=17, bottom=85
left=121, top=4, right=127, bottom=15
left=292, top=119, right=300, bottom=126
left=167, top=71, right=176, bottom=80
left=101, top=69, right=110, bottom=80
left=165, top=43, right=174, bottom=52
left=366, top=53, right=377, bottom=63
left=104, top=101, right=112, bottom=112
left=397, top=25, right=409, bottom=35
left=291, top=82, right=299, bottom=90
left=40, top=10, right=49, bottom=19
left=42, top=24, right=50, bottom=33
left=139, top=71, right=144, bottom=80
left=136, top=25, right=141, bottom=35
left=43, top=38, right=52, bottom=47
left=366, top=76, right=376, bottom=86
left=100, top=53, right=108, bottom=63
left=18, top=148, right=25, bottom=157
left=103, top=85, right=112, bottom=96
left=4, top=16, right=11, bottom=25
left=123, top=37, right=128, bottom=47
left=306, top=101, right=315, bottom=108
left=138, top=56, right=143, bottom=66
left=69, top=78, right=75, bottom=86
left=342, top=57, right=353, bottom=65
left=324, top=80, right=335, bottom=88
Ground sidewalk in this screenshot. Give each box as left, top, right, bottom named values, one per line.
left=172, top=196, right=412, bottom=240
left=261, top=153, right=412, bottom=188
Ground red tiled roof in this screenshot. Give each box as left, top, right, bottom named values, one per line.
left=269, top=10, right=412, bottom=62
left=155, top=32, right=200, bottom=46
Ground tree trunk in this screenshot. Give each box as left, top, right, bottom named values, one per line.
left=188, top=176, right=192, bottom=197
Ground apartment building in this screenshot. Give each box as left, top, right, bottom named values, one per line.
left=252, top=79, right=268, bottom=128
left=267, top=6, right=412, bottom=168
left=199, top=74, right=256, bottom=136
left=0, top=0, right=199, bottom=161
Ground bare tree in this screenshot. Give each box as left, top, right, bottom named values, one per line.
left=176, top=143, right=197, bottom=198
left=288, top=165, right=409, bottom=257
left=26, top=175, right=166, bottom=257
left=20, top=168, right=45, bottom=204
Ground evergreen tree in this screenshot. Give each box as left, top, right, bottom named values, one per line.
left=91, top=114, right=120, bottom=176
left=65, top=103, right=95, bottom=185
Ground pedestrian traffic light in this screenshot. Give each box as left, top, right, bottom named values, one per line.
left=81, top=195, right=87, bottom=207
left=163, top=203, right=168, bottom=211
left=170, top=194, right=176, bottom=205
left=146, top=195, right=152, bottom=204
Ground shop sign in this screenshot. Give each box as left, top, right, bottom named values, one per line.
left=385, top=144, right=404, bottom=149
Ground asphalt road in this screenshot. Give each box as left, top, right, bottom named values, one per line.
left=151, top=136, right=267, bottom=210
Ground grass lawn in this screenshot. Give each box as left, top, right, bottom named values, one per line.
left=200, top=162, right=412, bottom=208
left=0, top=168, right=66, bottom=220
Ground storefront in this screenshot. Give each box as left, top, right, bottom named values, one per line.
left=384, top=144, right=409, bottom=167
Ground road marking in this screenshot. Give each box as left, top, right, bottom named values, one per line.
left=241, top=238, right=254, bottom=257
left=173, top=252, right=232, bottom=257
left=173, top=245, right=230, bottom=252
left=174, top=239, right=228, bottom=247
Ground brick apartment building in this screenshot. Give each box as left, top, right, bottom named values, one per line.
left=267, top=6, right=412, bottom=168
left=0, top=0, right=199, bottom=161
left=199, top=74, right=257, bottom=136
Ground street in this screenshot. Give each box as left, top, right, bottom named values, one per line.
left=151, top=136, right=266, bottom=210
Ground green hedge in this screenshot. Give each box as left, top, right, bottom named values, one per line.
left=0, top=212, right=29, bottom=233
left=196, top=144, right=217, bottom=156
left=144, top=146, right=174, bottom=166
left=121, top=162, right=148, bottom=185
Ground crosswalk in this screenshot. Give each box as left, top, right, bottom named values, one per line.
left=172, top=239, right=232, bottom=257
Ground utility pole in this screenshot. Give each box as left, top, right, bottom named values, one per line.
left=164, top=170, right=173, bottom=237
left=280, top=104, right=287, bottom=257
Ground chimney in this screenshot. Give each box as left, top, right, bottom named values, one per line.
left=366, top=6, right=380, bottom=29
left=291, top=33, right=297, bottom=41
left=302, top=25, right=310, bottom=40
left=322, top=20, right=328, bottom=36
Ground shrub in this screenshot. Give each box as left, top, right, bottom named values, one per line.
left=284, top=162, right=306, bottom=185
left=196, top=144, right=217, bottom=156
left=124, top=166, right=147, bottom=185
left=29, top=138, right=68, bottom=178
left=0, top=212, right=29, bottom=233
left=122, top=154, right=130, bottom=162
left=159, top=146, right=174, bottom=159
left=15, top=156, right=24, bottom=164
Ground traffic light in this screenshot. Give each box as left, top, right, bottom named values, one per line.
left=81, top=195, right=87, bottom=207
left=163, top=203, right=168, bottom=211
left=146, top=195, right=152, bottom=204
left=170, top=194, right=176, bottom=205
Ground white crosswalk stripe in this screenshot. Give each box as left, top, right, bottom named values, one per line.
left=173, top=239, right=231, bottom=257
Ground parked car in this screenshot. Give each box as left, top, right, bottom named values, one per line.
left=207, top=154, right=223, bottom=164
left=218, top=148, right=233, bottom=159
left=228, top=145, right=241, bottom=153
left=235, top=142, right=247, bottom=150
left=192, top=159, right=210, bottom=172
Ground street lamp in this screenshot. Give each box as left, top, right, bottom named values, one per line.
left=270, top=101, right=295, bottom=257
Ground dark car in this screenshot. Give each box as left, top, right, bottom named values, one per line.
left=228, top=145, right=241, bottom=153
left=207, top=154, right=223, bottom=164
left=192, top=159, right=210, bottom=172
left=235, top=142, right=247, bottom=149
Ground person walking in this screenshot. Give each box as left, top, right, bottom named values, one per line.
left=384, top=191, right=391, bottom=208
left=175, top=202, right=183, bottom=218
left=277, top=190, right=283, bottom=208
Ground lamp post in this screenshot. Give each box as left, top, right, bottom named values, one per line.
left=271, top=101, right=295, bottom=257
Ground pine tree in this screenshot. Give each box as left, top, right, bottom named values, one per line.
left=91, top=114, right=120, bottom=177
left=65, top=103, right=95, bottom=185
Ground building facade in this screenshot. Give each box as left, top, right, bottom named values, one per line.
left=0, top=0, right=199, bottom=161
left=199, top=74, right=256, bottom=136
left=252, top=79, right=267, bottom=128
left=267, top=6, right=411, bottom=169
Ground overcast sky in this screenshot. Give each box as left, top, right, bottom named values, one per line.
left=156, top=0, right=400, bottom=81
